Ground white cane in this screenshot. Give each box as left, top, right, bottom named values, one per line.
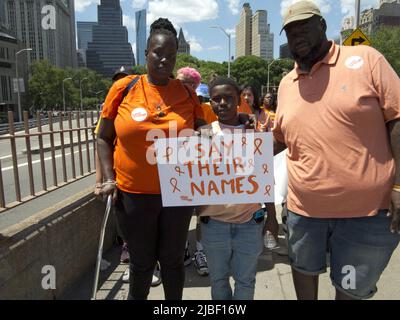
left=91, top=194, right=112, bottom=300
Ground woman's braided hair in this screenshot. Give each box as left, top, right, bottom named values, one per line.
left=146, top=18, right=178, bottom=49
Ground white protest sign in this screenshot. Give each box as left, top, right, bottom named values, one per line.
left=156, top=132, right=274, bottom=207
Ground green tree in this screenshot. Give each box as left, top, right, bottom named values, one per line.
left=370, top=26, right=400, bottom=76
left=131, top=65, right=147, bottom=75
left=28, top=61, right=112, bottom=112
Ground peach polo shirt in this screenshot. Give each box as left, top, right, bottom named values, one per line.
left=273, top=41, right=400, bottom=218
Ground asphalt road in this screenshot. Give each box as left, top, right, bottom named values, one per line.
left=0, top=116, right=99, bottom=210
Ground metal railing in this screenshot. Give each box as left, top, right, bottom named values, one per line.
left=0, top=111, right=100, bottom=212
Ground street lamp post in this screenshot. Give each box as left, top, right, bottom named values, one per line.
left=62, top=77, right=72, bottom=112
left=355, top=0, right=361, bottom=28
left=15, top=48, right=32, bottom=122
left=79, top=77, right=88, bottom=111
left=267, top=59, right=280, bottom=93
left=210, top=26, right=231, bottom=78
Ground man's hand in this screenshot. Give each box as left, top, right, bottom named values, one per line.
left=388, top=190, right=400, bottom=233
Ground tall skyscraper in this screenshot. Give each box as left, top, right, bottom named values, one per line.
left=235, top=3, right=252, bottom=58
left=77, top=21, right=97, bottom=66
left=86, top=0, right=135, bottom=77
left=3, top=0, right=77, bottom=68
left=0, top=0, right=6, bottom=27
left=135, top=9, right=146, bottom=66
left=235, top=4, right=274, bottom=60
left=177, top=28, right=190, bottom=54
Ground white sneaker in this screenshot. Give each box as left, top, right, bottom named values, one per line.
left=122, top=267, right=129, bottom=283
left=151, top=262, right=162, bottom=287
left=264, top=231, right=280, bottom=250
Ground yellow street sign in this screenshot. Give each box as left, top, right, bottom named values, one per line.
left=343, top=28, right=371, bottom=46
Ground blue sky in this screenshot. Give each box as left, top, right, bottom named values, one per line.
left=75, top=0, right=382, bottom=62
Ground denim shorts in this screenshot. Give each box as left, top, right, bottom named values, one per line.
left=287, top=209, right=400, bottom=299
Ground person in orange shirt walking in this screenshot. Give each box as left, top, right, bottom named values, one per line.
left=274, top=1, right=400, bottom=300
left=97, top=18, right=205, bottom=300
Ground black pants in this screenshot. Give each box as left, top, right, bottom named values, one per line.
left=115, top=189, right=193, bottom=300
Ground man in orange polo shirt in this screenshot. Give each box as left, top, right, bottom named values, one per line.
left=274, top=1, right=400, bottom=300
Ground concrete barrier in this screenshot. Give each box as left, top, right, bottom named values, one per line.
left=0, top=188, right=116, bottom=299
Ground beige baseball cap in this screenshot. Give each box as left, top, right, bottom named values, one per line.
left=281, top=1, right=322, bottom=34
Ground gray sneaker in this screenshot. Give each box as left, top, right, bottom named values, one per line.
left=193, top=250, right=209, bottom=276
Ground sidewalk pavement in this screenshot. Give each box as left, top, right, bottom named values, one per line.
left=62, top=212, right=400, bottom=300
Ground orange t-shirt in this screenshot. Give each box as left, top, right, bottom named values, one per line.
left=101, top=74, right=204, bottom=194
left=237, top=96, right=253, bottom=114
left=201, top=102, right=217, bottom=124
left=273, top=41, right=400, bottom=218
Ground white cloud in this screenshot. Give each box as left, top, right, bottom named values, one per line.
left=131, top=0, right=147, bottom=9
left=280, top=0, right=332, bottom=16
left=226, top=28, right=236, bottom=39
left=183, top=30, right=203, bottom=52
left=75, top=0, right=100, bottom=12
left=123, top=15, right=136, bottom=31
left=147, top=0, right=219, bottom=25
left=207, top=45, right=223, bottom=51
left=226, top=0, right=240, bottom=15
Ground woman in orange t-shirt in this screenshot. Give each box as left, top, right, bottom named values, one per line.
left=259, top=92, right=277, bottom=132
left=97, top=18, right=204, bottom=300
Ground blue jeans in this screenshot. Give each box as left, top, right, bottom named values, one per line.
left=201, top=217, right=264, bottom=300
left=287, top=209, right=400, bottom=299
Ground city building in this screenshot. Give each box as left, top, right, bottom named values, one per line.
left=135, top=9, right=146, bottom=65
left=251, top=10, right=273, bottom=60
left=77, top=21, right=97, bottom=67
left=235, top=3, right=252, bottom=58
left=177, top=28, right=190, bottom=55
left=3, top=0, right=77, bottom=68
left=279, top=43, right=293, bottom=59
left=0, top=25, right=26, bottom=119
left=372, top=0, right=400, bottom=32
left=235, top=3, right=274, bottom=60
left=342, top=0, right=400, bottom=39
left=86, top=0, right=135, bottom=78
left=0, top=0, right=6, bottom=28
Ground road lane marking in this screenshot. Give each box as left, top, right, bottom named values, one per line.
left=1, top=146, right=94, bottom=172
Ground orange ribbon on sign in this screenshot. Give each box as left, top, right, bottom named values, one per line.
left=241, top=136, right=247, bottom=147
left=248, top=159, right=255, bottom=168
left=175, top=166, right=185, bottom=176
left=170, top=178, right=181, bottom=193
left=264, top=185, right=271, bottom=196
left=254, top=138, right=263, bottom=155
left=263, top=164, right=269, bottom=174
